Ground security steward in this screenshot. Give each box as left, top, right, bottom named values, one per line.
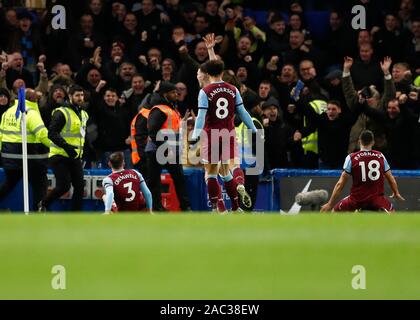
left=130, top=93, right=160, bottom=178
left=39, top=85, right=89, bottom=211
left=145, top=82, right=191, bottom=211
left=0, top=89, right=50, bottom=210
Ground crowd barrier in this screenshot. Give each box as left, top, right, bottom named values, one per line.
left=1, top=169, right=420, bottom=213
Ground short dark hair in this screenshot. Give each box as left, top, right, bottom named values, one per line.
left=328, top=100, right=341, bottom=108
left=104, top=88, right=118, bottom=95
left=202, top=60, right=225, bottom=77
left=360, top=130, right=375, bottom=146
left=108, top=152, right=125, bottom=169
left=270, top=14, right=284, bottom=25
left=68, top=85, right=84, bottom=96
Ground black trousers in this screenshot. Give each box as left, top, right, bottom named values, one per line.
left=134, top=159, right=148, bottom=183
left=146, top=151, right=191, bottom=211
left=0, top=166, right=48, bottom=211
left=44, top=156, right=85, bottom=211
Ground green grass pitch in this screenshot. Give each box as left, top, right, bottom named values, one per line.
left=0, top=213, right=419, bottom=300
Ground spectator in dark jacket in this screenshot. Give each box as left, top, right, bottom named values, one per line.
left=92, top=88, right=132, bottom=168
left=296, top=100, right=361, bottom=169
left=262, top=98, right=294, bottom=169
left=350, top=43, right=383, bottom=91
left=362, top=97, right=419, bottom=169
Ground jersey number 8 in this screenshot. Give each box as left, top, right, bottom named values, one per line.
left=216, top=97, right=229, bottom=120
left=359, top=160, right=381, bottom=182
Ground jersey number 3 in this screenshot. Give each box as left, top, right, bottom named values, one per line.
left=215, top=97, right=229, bottom=119
left=123, top=182, right=136, bottom=202
left=359, top=160, right=381, bottom=182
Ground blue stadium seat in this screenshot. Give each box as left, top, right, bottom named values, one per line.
left=304, top=11, right=331, bottom=41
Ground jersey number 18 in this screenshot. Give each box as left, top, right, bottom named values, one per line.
left=359, top=160, right=381, bottom=182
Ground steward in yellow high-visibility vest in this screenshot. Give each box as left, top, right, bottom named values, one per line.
left=39, top=86, right=89, bottom=212
left=0, top=95, right=51, bottom=211
left=236, top=117, right=264, bottom=171
left=301, top=100, right=327, bottom=155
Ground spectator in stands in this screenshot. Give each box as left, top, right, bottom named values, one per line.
left=0, top=88, right=11, bottom=120
left=264, top=14, right=289, bottom=63
left=136, top=0, right=167, bottom=47
left=407, top=18, right=420, bottom=73
left=122, top=74, right=149, bottom=121
left=361, top=97, right=419, bottom=169
left=262, top=98, right=294, bottom=169
left=0, top=8, right=18, bottom=51
left=258, top=80, right=273, bottom=103
left=39, top=84, right=68, bottom=128
left=4, top=52, right=34, bottom=89
left=350, top=43, right=383, bottom=91
left=87, top=0, right=107, bottom=34
left=8, top=10, right=44, bottom=75
left=67, top=14, right=105, bottom=70
left=343, top=56, right=396, bottom=153
left=92, top=87, right=132, bottom=169
left=373, top=12, right=407, bottom=62
left=283, top=30, right=320, bottom=69
left=392, top=62, right=412, bottom=93
left=295, top=99, right=361, bottom=169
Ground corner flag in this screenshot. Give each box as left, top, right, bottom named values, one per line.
left=17, top=87, right=30, bottom=215
left=16, top=87, right=26, bottom=120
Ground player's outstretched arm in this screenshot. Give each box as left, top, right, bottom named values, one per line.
left=321, top=172, right=350, bottom=212
left=204, top=33, right=218, bottom=61
left=235, top=88, right=257, bottom=133
left=385, top=171, right=406, bottom=202
left=140, top=180, right=153, bottom=213
left=102, top=177, right=115, bottom=215
left=191, top=90, right=208, bottom=141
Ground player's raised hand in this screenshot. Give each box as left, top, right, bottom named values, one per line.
left=380, top=56, right=392, bottom=75
left=390, top=193, right=406, bottom=202
left=204, top=33, right=216, bottom=50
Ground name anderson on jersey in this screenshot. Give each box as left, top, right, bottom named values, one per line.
left=208, top=87, right=235, bottom=101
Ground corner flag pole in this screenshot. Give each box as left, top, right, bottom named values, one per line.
left=17, top=88, right=30, bottom=215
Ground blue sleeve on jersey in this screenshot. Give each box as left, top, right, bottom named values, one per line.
left=343, top=155, right=352, bottom=174
left=140, top=181, right=153, bottom=210
left=102, top=177, right=114, bottom=212
left=133, top=170, right=144, bottom=184
left=235, top=88, right=244, bottom=108
left=237, top=104, right=257, bottom=133
left=383, top=156, right=391, bottom=172
left=191, top=108, right=207, bottom=141
left=198, top=89, right=208, bottom=110
left=133, top=170, right=152, bottom=210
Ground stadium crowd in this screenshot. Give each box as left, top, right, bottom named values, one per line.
left=1, top=0, right=420, bottom=172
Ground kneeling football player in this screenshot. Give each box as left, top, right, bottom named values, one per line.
left=102, top=152, right=153, bottom=214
